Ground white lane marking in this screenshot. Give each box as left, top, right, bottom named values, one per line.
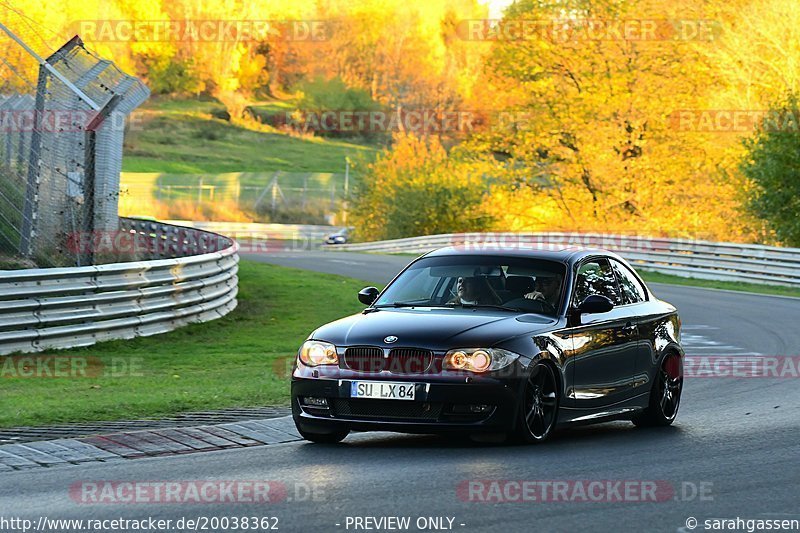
left=681, top=326, right=762, bottom=356
left=687, top=345, right=748, bottom=351
left=682, top=338, right=730, bottom=346
left=328, top=259, right=367, bottom=266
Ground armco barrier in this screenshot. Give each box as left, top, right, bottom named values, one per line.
left=0, top=218, right=238, bottom=355
left=326, top=233, right=800, bottom=287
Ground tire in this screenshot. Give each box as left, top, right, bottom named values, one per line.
left=633, top=352, right=683, bottom=427
left=515, top=361, right=559, bottom=443
left=296, top=426, right=350, bottom=444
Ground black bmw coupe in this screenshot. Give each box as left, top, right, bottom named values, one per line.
left=291, top=247, right=684, bottom=444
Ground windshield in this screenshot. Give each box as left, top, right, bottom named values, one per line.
left=375, top=255, right=566, bottom=316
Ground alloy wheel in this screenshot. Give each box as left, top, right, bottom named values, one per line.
left=523, top=362, right=558, bottom=441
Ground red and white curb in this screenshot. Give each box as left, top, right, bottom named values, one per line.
left=0, top=417, right=300, bottom=472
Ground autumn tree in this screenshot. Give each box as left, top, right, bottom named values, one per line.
left=704, top=0, right=800, bottom=110
left=470, top=0, right=746, bottom=239
left=351, top=134, right=494, bottom=240
left=740, top=93, right=800, bottom=246
left=307, top=0, right=487, bottom=114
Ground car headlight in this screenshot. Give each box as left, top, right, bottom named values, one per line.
left=298, top=341, right=338, bottom=366
left=443, top=348, right=519, bottom=373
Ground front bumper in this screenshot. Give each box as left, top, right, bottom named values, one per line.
left=291, top=374, right=522, bottom=435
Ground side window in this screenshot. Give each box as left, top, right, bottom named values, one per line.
left=610, top=259, right=647, bottom=304
left=432, top=277, right=452, bottom=302
left=574, top=258, right=623, bottom=306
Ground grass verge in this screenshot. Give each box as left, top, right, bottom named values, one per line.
left=0, top=261, right=373, bottom=428
left=124, top=98, right=378, bottom=174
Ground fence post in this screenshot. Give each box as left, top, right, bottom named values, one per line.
left=19, top=65, right=47, bottom=258
left=78, top=95, right=122, bottom=266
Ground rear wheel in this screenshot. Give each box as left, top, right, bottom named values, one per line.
left=516, top=361, right=559, bottom=443
left=634, top=352, right=683, bottom=427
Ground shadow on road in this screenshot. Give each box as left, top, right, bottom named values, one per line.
left=291, top=421, right=689, bottom=454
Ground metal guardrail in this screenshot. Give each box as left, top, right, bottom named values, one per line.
left=327, top=233, right=800, bottom=287
left=0, top=218, right=239, bottom=355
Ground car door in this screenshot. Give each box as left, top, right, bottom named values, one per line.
left=568, top=257, right=640, bottom=409
left=608, top=257, right=656, bottom=397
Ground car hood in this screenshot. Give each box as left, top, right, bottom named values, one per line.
left=310, top=308, right=558, bottom=350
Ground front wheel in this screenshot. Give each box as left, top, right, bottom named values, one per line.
left=516, top=361, right=559, bottom=443
left=633, top=352, right=683, bottom=427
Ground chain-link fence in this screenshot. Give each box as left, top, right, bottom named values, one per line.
left=119, top=171, right=350, bottom=226
left=0, top=6, right=148, bottom=267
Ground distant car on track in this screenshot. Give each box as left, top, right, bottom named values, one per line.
left=323, top=227, right=352, bottom=245
left=291, top=247, right=684, bottom=444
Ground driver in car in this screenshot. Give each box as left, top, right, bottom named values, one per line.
left=524, top=275, right=561, bottom=307
left=448, top=276, right=501, bottom=305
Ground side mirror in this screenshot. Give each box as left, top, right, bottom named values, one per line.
left=358, top=286, right=379, bottom=305
left=576, top=294, right=615, bottom=314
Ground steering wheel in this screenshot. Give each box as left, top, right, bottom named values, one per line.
left=504, top=297, right=557, bottom=315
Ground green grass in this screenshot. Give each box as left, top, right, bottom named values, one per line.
left=123, top=98, right=379, bottom=174
left=639, top=270, right=800, bottom=298
left=0, top=256, right=36, bottom=270
left=0, top=170, right=24, bottom=256
left=142, top=96, right=227, bottom=115
left=121, top=171, right=345, bottom=204
left=245, top=100, right=296, bottom=122
left=0, top=230, right=20, bottom=260
left=0, top=261, right=375, bottom=428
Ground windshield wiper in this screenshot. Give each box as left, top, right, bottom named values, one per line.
left=448, top=303, right=521, bottom=312
left=372, top=302, right=424, bottom=308
left=365, top=301, right=442, bottom=312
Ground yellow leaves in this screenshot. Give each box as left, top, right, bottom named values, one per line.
left=462, top=0, right=770, bottom=242
left=704, top=0, right=800, bottom=109
left=350, top=133, right=495, bottom=240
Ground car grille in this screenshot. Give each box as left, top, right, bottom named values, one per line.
left=342, top=347, right=384, bottom=372
left=331, top=399, right=442, bottom=420
left=342, top=347, right=433, bottom=374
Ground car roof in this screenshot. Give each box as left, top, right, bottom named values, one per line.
left=421, top=245, right=621, bottom=266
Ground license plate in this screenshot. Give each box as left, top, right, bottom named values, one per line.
left=350, top=381, right=415, bottom=401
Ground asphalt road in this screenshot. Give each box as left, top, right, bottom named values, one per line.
left=2, top=250, right=799, bottom=533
